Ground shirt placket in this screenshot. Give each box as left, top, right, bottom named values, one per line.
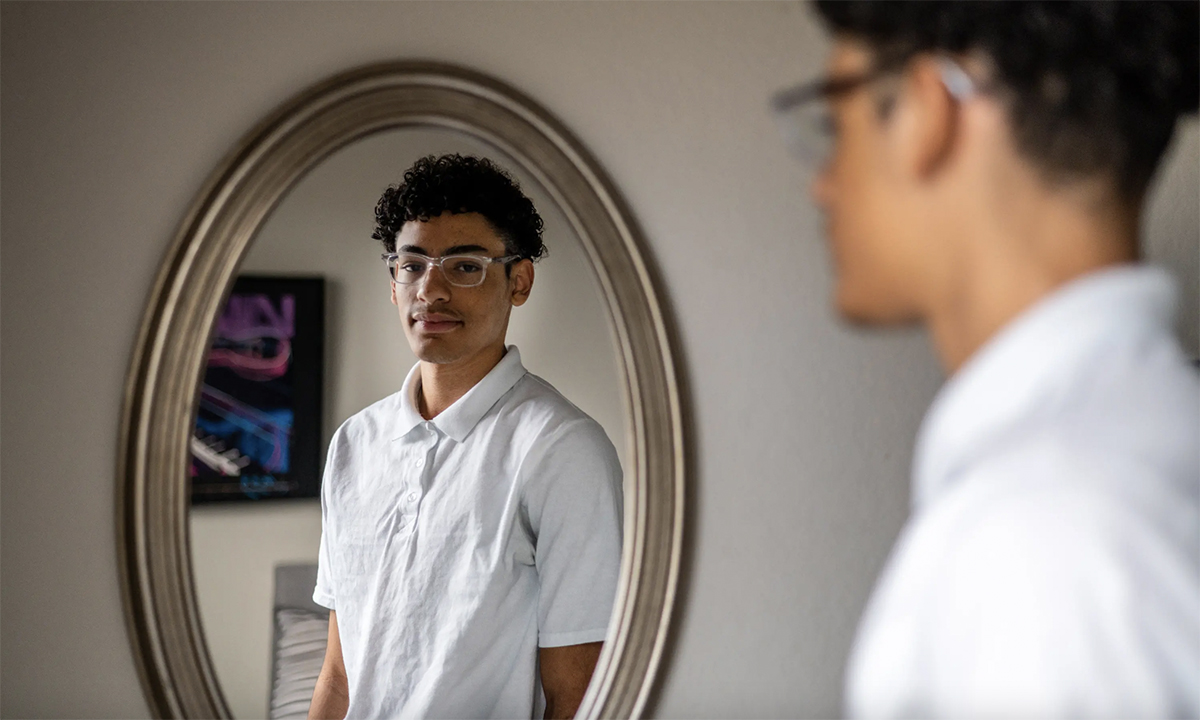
left=396, top=421, right=437, bottom=534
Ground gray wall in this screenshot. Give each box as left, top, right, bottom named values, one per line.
left=2, top=3, right=1195, bottom=718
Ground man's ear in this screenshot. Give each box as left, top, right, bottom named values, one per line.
left=390, top=279, right=398, bottom=306
left=896, top=55, right=960, bottom=180
left=509, top=260, right=534, bottom=307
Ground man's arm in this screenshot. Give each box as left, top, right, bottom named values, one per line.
left=524, top=420, right=621, bottom=718
left=540, top=641, right=603, bottom=720
left=308, top=610, right=349, bottom=720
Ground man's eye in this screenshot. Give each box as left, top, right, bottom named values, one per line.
left=399, top=262, right=426, bottom=274
left=451, top=262, right=483, bottom=274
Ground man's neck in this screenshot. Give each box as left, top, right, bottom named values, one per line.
left=925, top=192, right=1138, bottom=374
left=417, top=343, right=507, bottom=420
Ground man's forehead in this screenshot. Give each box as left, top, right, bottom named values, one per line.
left=395, top=212, right=506, bottom=253
left=828, top=37, right=874, bottom=78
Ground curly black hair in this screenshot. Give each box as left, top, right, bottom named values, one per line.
left=372, top=154, right=546, bottom=260
left=814, top=0, right=1199, bottom=201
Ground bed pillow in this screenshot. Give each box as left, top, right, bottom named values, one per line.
left=269, top=607, right=329, bottom=719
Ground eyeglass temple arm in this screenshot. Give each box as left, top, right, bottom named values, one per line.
left=771, top=57, right=981, bottom=114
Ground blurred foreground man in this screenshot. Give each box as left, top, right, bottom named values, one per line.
left=773, top=2, right=1199, bottom=717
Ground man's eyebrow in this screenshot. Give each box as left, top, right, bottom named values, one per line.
left=444, top=244, right=491, bottom=256
left=399, top=244, right=493, bottom=256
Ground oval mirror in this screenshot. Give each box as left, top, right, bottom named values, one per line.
left=117, top=62, right=684, bottom=719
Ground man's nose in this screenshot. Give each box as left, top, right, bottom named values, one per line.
left=415, top=264, right=452, bottom=303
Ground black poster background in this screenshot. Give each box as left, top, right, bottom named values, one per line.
left=190, top=276, right=324, bottom=504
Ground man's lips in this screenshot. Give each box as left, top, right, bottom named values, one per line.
left=411, top=313, right=462, bottom=334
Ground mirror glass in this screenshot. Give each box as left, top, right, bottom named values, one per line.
left=188, top=126, right=628, bottom=718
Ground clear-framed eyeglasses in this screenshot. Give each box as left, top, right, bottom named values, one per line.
left=382, top=252, right=521, bottom=288
left=769, top=57, right=982, bottom=174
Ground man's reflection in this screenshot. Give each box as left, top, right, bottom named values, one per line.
left=308, top=154, right=623, bottom=720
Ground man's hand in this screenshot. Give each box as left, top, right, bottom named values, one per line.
left=539, top=642, right=603, bottom=719
left=308, top=610, right=350, bottom=720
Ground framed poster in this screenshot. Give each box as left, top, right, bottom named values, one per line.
left=190, top=276, right=324, bottom=503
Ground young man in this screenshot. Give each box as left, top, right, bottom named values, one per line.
left=774, top=2, right=1199, bottom=717
left=308, top=154, right=623, bottom=720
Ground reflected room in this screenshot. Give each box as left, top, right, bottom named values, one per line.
left=189, top=129, right=629, bottom=718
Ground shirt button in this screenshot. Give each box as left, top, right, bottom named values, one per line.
left=407, top=491, right=418, bottom=503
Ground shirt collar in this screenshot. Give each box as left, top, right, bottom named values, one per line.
left=912, top=264, right=1179, bottom=510
left=395, top=345, right=528, bottom=443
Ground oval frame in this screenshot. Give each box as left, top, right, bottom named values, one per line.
left=116, top=61, right=684, bottom=719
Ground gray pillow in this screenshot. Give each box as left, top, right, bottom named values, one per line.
left=269, top=607, right=329, bottom=720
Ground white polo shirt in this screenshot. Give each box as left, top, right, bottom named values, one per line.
left=313, top=346, right=623, bottom=719
left=846, top=265, right=1200, bottom=718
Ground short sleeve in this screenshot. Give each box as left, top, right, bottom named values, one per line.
left=311, top=427, right=344, bottom=611
left=521, top=418, right=624, bottom=648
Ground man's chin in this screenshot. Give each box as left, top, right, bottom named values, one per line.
left=835, top=289, right=919, bottom=328
left=409, top=337, right=464, bottom=365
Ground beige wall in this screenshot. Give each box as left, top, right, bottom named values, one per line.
left=2, top=3, right=1196, bottom=718
left=190, top=126, right=627, bottom=719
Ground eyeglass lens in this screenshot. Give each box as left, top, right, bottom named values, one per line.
left=774, top=96, right=836, bottom=171
left=388, top=254, right=491, bottom=287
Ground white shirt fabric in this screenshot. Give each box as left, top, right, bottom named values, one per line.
left=313, top=346, right=623, bottom=719
left=846, top=266, right=1200, bottom=719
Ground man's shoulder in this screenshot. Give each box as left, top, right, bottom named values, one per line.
left=952, top=430, right=1193, bottom=525
left=506, top=373, right=604, bottom=428
left=876, top=452, right=1200, bottom=720
left=497, top=373, right=616, bottom=453
left=331, top=390, right=407, bottom=449
left=923, top=430, right=1199, bottom=591
left=957, top=352, right=1199, bottom=521
left=895, top=443, right=1197, bottom=653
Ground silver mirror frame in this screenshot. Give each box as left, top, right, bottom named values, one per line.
left=116, top=61, right=685, bottom=719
